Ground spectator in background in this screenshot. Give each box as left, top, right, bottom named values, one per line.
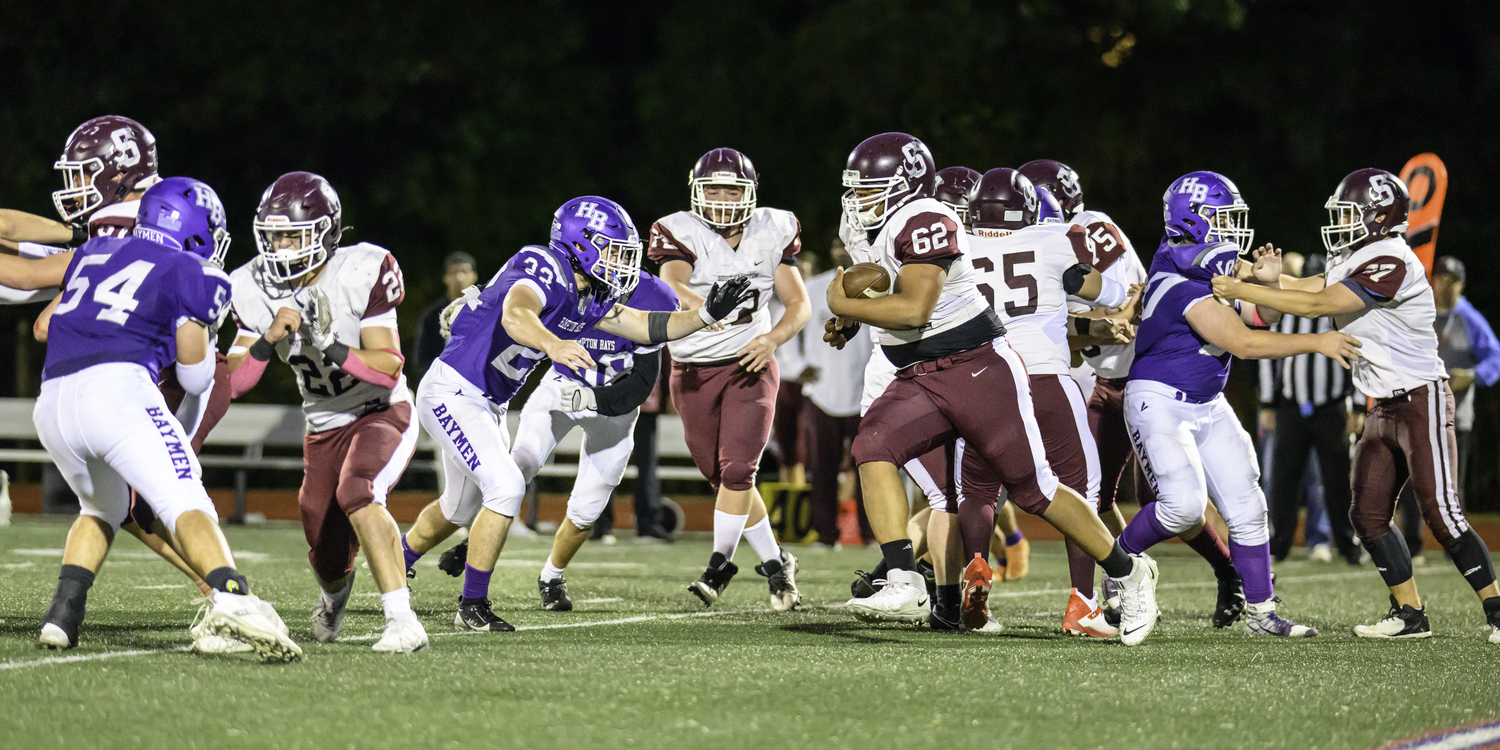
left=767, top=257, right=815, bottom=484
left=413, top=252, right=479, bottom=379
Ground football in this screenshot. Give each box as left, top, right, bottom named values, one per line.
left=842, top=262, right=892, bottom=299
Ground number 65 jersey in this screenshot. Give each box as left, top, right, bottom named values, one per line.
left=229, top=242, right=411, bottom=432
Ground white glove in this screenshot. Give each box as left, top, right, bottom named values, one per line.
left=440, top=285, right=483, bottom=341
left=557, top=379, right=598, bottom=413
left=303, top=287, right=336, bottom=351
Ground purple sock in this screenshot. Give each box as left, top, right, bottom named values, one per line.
left=1005, top=530, right=1025, bottom=547
left=462, top=564, right=492, bottom=600
left=1119, top=504, right=1175, bottom=555
left=1228, top=541, right=1273, bottom=603
left=401, top=536, right=422, bottom=572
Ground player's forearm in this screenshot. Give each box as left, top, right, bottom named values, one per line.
left=0, top=253, right=69, bottom=290
left=1230, top=284, right=1328, bottom=318
left=0, top=209, right=73, bottom=245
left=1234, top=331, right=1324, bottom=360
left=227, top=338, right=272, bottom=398
left=828, top=292, right=931, bottom=331
left=503, top=307, right=566, bottom=354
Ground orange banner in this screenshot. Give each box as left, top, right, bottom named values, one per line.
left=1399, top=153, right=1447, bottom=277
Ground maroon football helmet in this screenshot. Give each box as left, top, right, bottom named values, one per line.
left=1321, top=168, right=1410, bottom=257
left=934, top=166, right=981, bottom=228
left=690, top=147, right=758, bottom=229
left=1017, top=159, right=1083, bottom=216
left=52, top=115, right=160, bottom=222
left=970, top=168, right=1039, bottom=233
left=842, top=132, right=936, bottom=232
left=254, top=172, right=344, bottom=282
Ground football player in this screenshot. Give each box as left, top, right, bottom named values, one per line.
left=226, top=172, right=426, bottom=653
left=825, top=132, right=1157, bottom=639
left=1021, top=158, right=1245, bottom=628
left=32, top=177, right=299, bottom=661
left=510, top=270, right=679, bottom=611
left=1214, top=168, right=1500, bottom=643
left=398, top=196, right=751, bottom=630
left=1115, top=171, right=1358, bottom=644
left=648, top=148, right=810, bottom=611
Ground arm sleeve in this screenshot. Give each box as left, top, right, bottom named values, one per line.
left=590, top=350, right=661, bottom=417
left=1458, top=299, right=1500, bottom=387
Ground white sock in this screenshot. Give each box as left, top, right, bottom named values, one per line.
left=713, top=511, right=749, bottom=559
left=1075, top=589, right=1098, bottom=608
left=540, top=558, right=566, bottom=582
left=742, top=517, right=781, bottom=564
left=381, top=588, right=413, bottom=620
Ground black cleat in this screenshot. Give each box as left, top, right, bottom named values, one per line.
left=1212, top=574, right=1247, bottom=629
left=438, top=540, right=469, bottom=578
left=916, top=559, right=938, bottom=600
left=850, top=570, right=881, bottom=599
left=539, top=577, right=573, bottom=612
left=454, top=596, right=515, bottom=632
left=928, top=604, right=965, bottom=632
left=1354, top=595, right=1432, bottom=639
left=1101, top=577, right=1122, bottom=628
left=688, top=553, right=738, bottom=607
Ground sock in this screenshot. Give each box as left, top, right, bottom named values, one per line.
left=1119, top=504, right=1174, bottom=556
left=1228, top=541, right=1274, bottom=604
left=1186, top=524, right=1237, bottom=580
left=742, top=517, right=781, bottom=564
left=381, top=588, right=414, bottom=620
left=1100, top=541, right=1134, bottom=579
left=462, top=564, right=493, bottom=601
left=958, top=500, right=995, bottom=562
left=320, top=572, right=355, bottom=607
left=935, top=583, right=961, bottom=615
left=1443, top=529, right=1498, bottom=593
left=1065, top=539, right=1097, bottom=595
left=205, top=566, right=250, bottom=595
left=401, top=535, right=423, bottom=572
left=1364, top=529, right=1415, bottom=588
left=1005, top=530, right=1025, bottom=547
left=1073, top=588, right=1098, bottom=608
left=713, top=510, right=749, bottom=559
left=880, top=539, right=918, bottom=574
left=540, top=558, right=566, bottom=582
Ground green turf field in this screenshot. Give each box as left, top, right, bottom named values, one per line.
left=0, top=517, right=1496, bottom=750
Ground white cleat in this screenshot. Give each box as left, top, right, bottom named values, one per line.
left=1490, top=625, right=1499, bottom=645
left=371, top=616, right=429, bottom=653
left=1244, top=600, right=1318, bottom=638
left=311, top=572, right=355, bottom=643
left=205, top=592, right=303, bottom=663
left=192, top=596, right=288, bottom=654
left=845, top=569, right=929, bottom=623
left=1113, top=554, right=1160, bottom=646
left=763, top=551, right=801, bottom=612
left=974, top=612, right=1004, bottom=634
left=37, top=623, right=71, bottom=650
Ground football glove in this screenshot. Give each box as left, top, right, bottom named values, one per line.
left=701, top=276, right=754, bottom=324
left=302, top=287, right=336, bottom=351
left=557, top=379, right=598, bottom=413
left=440, top=285, right=483, bottom=341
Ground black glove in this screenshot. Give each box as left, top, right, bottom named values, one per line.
left=67, top=222, right=90, bottom=248
left=702, top=276, right=754, bottom=322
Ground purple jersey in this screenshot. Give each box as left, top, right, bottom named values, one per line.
left=552, top=272, right=677, bottom=386
left=43, top=236, right=230, bottom=382
left=439, top=244, right=616, bottom=403
left=1129, top=240, right=1242, bottom=401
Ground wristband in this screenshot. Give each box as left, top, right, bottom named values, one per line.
left=1072, top=317, right=1091, bottom=336
left=699, top=307, right=718, bottom=325
left=69, top=222, right=89, bottom=248
left=648, top=311, right=671, bottom=343
left=323, top=341, right=351, bottom=366
left=248, top=337, right=275, bottom=361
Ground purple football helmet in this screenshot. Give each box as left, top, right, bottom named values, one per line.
left=134, top=177, right=230, bottom=266
left=550, top=196, right=641, bottom=298
left=970, top=168, right=1039, bottom=233
left=934, top=166, right=981, bottom=227
left=253, top=172, right=343, bottom=282
left=52, top=115, right=160, bottom=222
left=842, top=132, right=936, bottom=232
left=690, top=148, right=758, bottom=229
left=1322, top=168, right=1409, bottom=257
left=1018, top=159, right=1083, bottom=215
left=1162, top=171, right=1254, bottom=252
left=1035, top=186, right=1065, bottom=224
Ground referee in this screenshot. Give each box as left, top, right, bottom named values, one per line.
left=1260, top=253, right=1362, bottom=565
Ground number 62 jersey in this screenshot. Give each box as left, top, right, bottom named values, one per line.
left=229, top=242, right=411, bottom=432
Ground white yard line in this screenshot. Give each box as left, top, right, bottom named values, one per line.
left=0, top=647, right=190, bottom=671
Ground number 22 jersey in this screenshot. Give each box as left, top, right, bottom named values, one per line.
left=230, top=242, right=411, bottom=432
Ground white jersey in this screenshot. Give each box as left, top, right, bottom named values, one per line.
left=230, top=242, right=412, bottom=432
left=648, top=207, right=801, bottom=363
left=1325, top=236, right=1446, bottom=399
left=968, top=223, right=1092, bottom=375
left=1067, top=209, right=1144, bottom=380
left=863, top=198, right=999, bottom=368
left=802, top=269, right=873, bottom=417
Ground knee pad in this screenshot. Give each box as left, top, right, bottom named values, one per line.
left=1443, top=529, right=1497, bottom=592
left=1363, top=529, right=1414, bottom=587
left=719, top=461, right=759, bottom=492
left=1150, top=494, right=1206, bottom=536
left=152, top=494, right=219, bottom=537
left=1349, top=502, right=1393, bottom=543
left=565, top=493, right=610, bottom=529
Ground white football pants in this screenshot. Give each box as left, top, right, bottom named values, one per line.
left=417, top=360, right=526, bottom=524
left=511, top=371, right=639, bottom=529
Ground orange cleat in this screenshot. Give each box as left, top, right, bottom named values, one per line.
left=1004, top=537, right=1030, bottom=581
left=1062, top=588, right=1118, bottom=638
left=960, top=554, right=994, bottom=631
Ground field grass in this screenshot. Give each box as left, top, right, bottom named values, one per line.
left=1, top=516, right=1497, bottom=750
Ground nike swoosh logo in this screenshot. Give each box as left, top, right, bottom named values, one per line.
left=971, top=367, right=988, bottom=377
left=1122, top=625, right=1147, bottom=636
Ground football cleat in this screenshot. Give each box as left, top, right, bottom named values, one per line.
left=539, top=577, right=573, bottom=612
left=973, top=612, right=1004, bottom=634
left=1062, top=588, right=1118, bottom=638
left=1308, top=543, right=1334, bottom=563
left=1004, top=537, right=1031, bottom=581
left=1113, top=554, right=1161, bottom=646
left=1353, top=596, right=1432, bottom=639
left=1101, top=577, right=1122, bottom=627
left=850, top=569, right=883, bottom=599
left=1244, top=600, right=1317, bottom=638
left=455, top=597, right=516, bottom=632
left=37, top=594, right=85, bottom=650
left=372, top=616, right=429, bottom=653
left=758, top=550, right=801, bottom=611
left=688, top=555, right=739, bottom=608
left=438, top=540, right=469, bottom=578
left=959, top=555, right=994, bottom=631
left=928, top=603, right=964, bottom=632
left=190, top=603, right=252, bottom=654
left=1212, top=574, right=1247, bottom=629
left=206, top=592, right=303, bottom=663
left=1486, top=598, right=1500, bottom=644
left=916, top=559, right=938, bottom=600
left=845, top=568, right=930, bottom=623
left=310, top=573, right=354, bottom=644
left=37, top=623, right=74, bottom=650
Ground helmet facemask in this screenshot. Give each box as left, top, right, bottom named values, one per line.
left=1320, top=197, right=1367, bottom=257
left=254, top=217, right=332, bottom=283
left=1204, top=201, right=1254, bottom=254
left=584, top=230, right=642, bottom=299
left=52, top=157, right=108, bottom=222
left=841, top=170, right=911, bottom=232
left=691, top=176, right=756, bottom=229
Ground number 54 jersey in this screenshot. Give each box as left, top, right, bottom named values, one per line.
left=230, top=242, right=411, bottom=432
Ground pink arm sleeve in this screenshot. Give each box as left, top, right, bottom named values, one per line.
left=340, top=348, right=403, bottom=389
left=229, top=356, right=268, bottom=400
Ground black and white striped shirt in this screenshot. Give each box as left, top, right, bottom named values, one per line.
left=1258, top=315, right=1352, bottom=409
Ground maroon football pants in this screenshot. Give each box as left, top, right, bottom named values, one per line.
left=669, top=358, right=778, bottom=492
